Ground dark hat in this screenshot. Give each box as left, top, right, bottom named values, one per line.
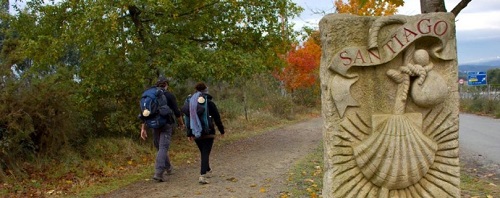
left=156, top=77, right=169, bottom=87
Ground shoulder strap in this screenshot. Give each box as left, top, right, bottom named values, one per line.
left=156, top=87, right=168, bottom=106
left=201, top=94, right=209, bottom=129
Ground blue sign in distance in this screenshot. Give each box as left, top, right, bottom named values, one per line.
left=467, top=71, right=487, bottom=86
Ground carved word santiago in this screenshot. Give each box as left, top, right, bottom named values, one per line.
left=329, top=17, right=455, bottom=76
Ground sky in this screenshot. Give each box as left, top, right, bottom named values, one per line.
left=291, top=0, right=500, bottom=64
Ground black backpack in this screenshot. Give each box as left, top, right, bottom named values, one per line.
left=139, top=87, right=174, bottom=128
left=181, top=94, right=213, bottom=138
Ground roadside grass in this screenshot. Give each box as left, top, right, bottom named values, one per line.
left=0, top=138, right=155, bottom=198
left=282, top=141, right=324, bottom=198
left=460, top=98, right=500, bottom=119
left=461, top=170, right=500, bottom=197
left=285, top=142, right=500, bottom=198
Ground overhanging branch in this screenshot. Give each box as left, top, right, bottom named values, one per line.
left=450, top=0, right=472, bottom=16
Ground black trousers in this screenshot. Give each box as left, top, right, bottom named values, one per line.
left=195, top=138, right=214, bottom=175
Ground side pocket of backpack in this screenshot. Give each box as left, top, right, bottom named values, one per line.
left=145, top=114, right=166, bottom=129
left=181, top=97, right=192, bottom=136
left=183, top=115, right=193, bottom=136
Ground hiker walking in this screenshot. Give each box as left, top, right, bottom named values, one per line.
left=182, top=82, right=225, bottom=184
left=139, top=77, right=184, bottom=182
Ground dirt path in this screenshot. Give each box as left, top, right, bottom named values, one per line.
left=99, top=117, right=324, bottom=198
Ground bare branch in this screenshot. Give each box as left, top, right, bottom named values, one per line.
left=451, top=0, right=472, bottom=16
left=127, top=5, right=145, bottom=42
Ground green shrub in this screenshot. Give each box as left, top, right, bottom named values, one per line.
left=266, top=94, right=295, bottom=119
left=292, top=86, right=321, bottom=107
left=0, top=74, right=87, bottom=179
left=217, top=98, right=245, bottom=120
left=460, top=95, right=500, bottom=118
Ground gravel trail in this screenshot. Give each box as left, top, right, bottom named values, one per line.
left=99, top=117, right=324, bottom=198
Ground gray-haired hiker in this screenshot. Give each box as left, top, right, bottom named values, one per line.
left=181, top=82, right=225, bottom=184
left=139, top=77, right=185, bottom=182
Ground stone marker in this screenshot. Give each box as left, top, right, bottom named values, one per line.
left=320, top=13, right=460, bottom=197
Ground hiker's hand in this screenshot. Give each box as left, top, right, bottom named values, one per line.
left=177, top=118, right=185, bottom=129
left=140, top=129, right=147, bottom=140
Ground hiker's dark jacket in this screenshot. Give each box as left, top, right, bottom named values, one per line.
left=163, top=90, right=182, bottom=118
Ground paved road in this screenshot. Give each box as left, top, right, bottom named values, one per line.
left=459, top=113, right=500, bottom=164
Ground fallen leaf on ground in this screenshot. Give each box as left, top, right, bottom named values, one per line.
left=226, top=177, right=238, bottom=182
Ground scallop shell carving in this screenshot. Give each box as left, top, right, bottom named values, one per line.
left=353, top=113, right=438, bottom=190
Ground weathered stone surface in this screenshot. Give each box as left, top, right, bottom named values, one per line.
left=320, top=13, right=460, bottom=198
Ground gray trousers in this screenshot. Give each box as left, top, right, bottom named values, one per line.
left=153, top=124, right=173, bottom=175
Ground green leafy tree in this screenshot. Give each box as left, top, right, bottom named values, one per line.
left=0, top=0, right=302, bottom=169
left=18, top=0, right=299, bottom=130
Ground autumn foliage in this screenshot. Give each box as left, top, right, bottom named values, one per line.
left=275, top=36, right=321, bottom=91
left=335, top=0, right=400, bottom=16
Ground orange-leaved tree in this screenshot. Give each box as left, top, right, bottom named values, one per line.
left=335, top=0, right=400, bottom=16
left=275, top=33, right=321, bottom=92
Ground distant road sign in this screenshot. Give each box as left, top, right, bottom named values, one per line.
left=467, top=72, right=487, bottom=86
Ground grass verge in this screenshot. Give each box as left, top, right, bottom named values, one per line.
left=281, top=141, right=323, bottom=198
left=461, top=170, right=500, bottom=197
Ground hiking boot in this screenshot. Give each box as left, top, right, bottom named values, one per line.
left=153, top=173, right=165, bottom=182
left=199, top=175, right=209, bottom=184
left=165, top=167, right=173, bottom=175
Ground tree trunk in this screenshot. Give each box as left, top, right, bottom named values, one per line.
left=420, top=0, right=447, bottom=13
left=420, top=0, right=471, bottom=16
